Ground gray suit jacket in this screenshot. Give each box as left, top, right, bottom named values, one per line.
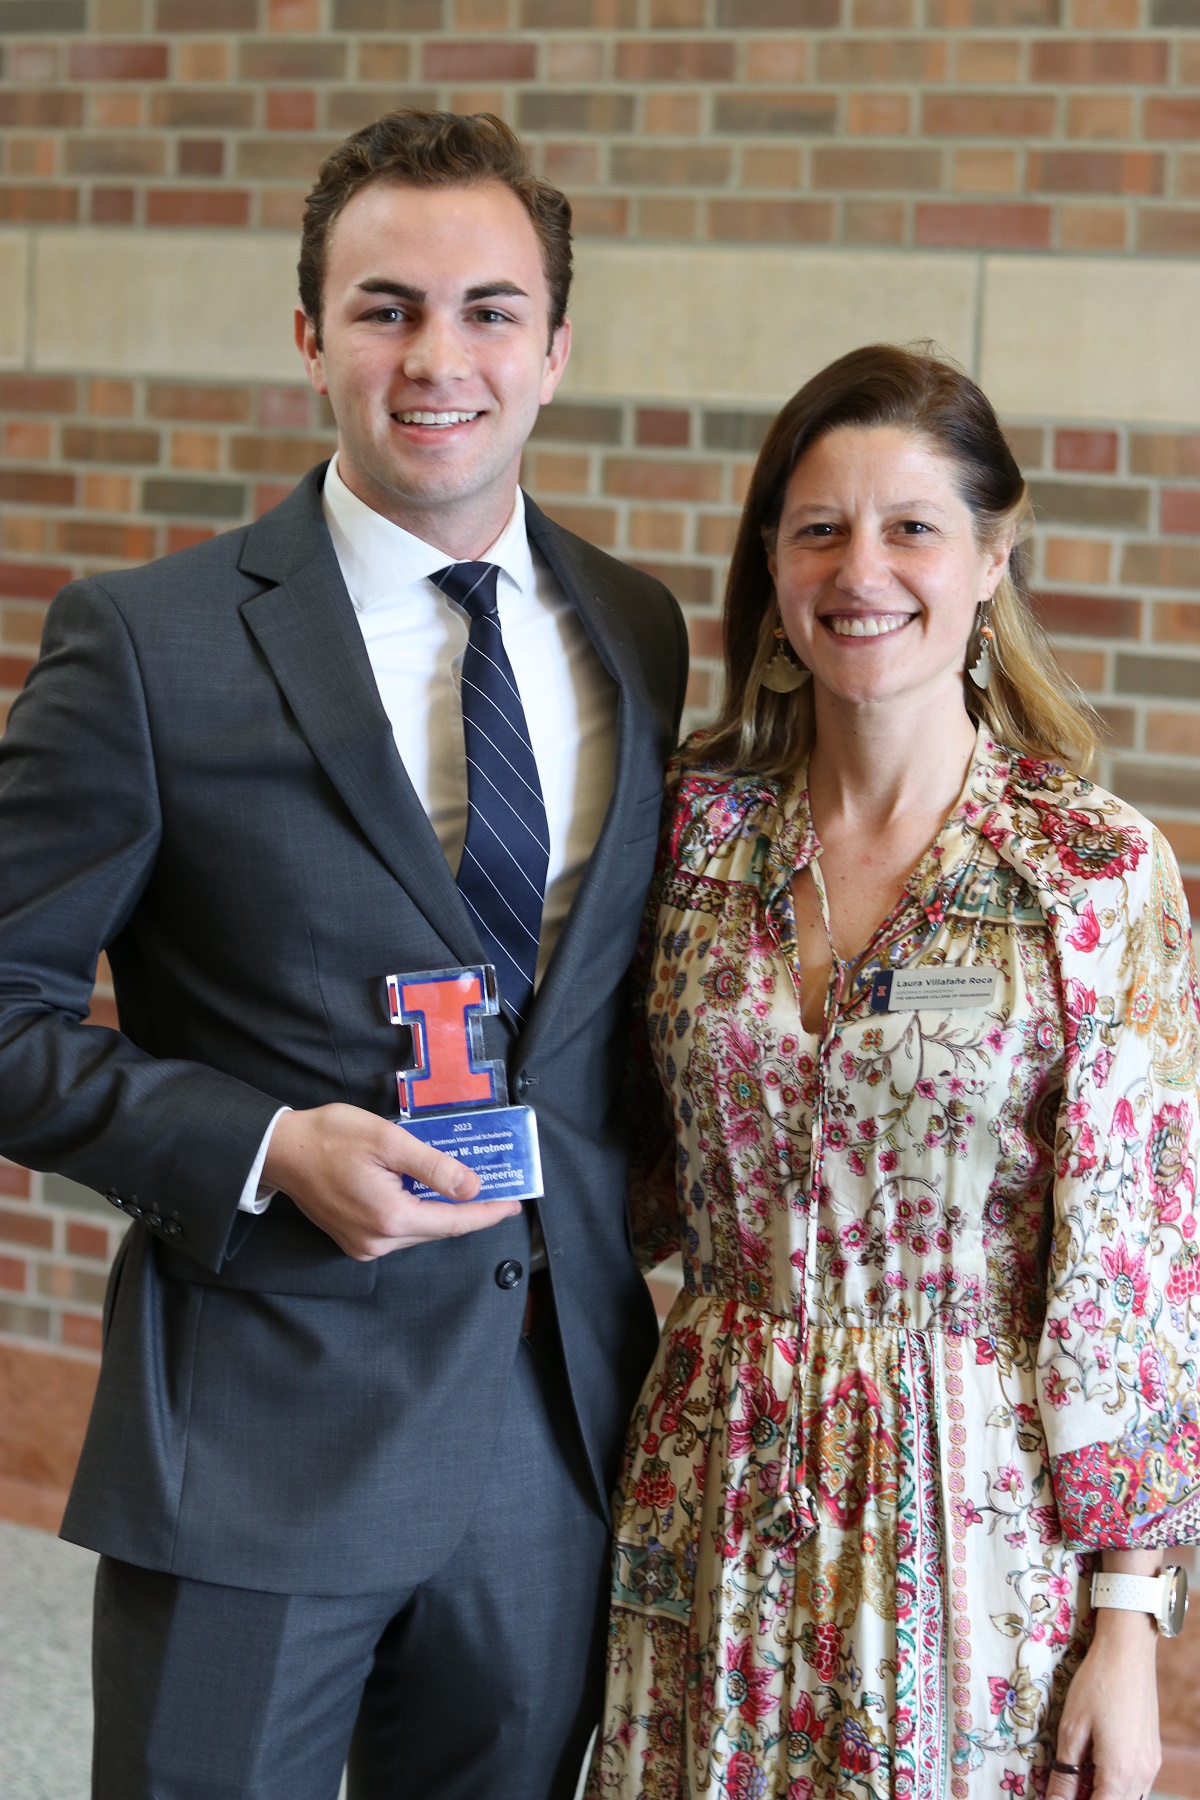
left=0, top=467, right=687, bottom=1592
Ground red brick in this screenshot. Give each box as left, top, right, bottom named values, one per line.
left=614, top=39, right=736, bottom=81
left=1033, top=592, right=1142, bottom=639
left=91, top=188, right=137, bottom=225
left=147, top=382, right=252, bottom=423
left=88, top=381, right=135, bottom=420
left=604, top=457, right=722, bottom=502
left=166, top=525, right=216, bottom=553
left=922, top=94, right=1056, bottom=137
left=564, top=196, right=629, bottom=236
left=0, top=1165, right=31, bottom=1200
left=708, top=198, right=834, bottom=241
left=1146, top=710, right=1200, bottom=755
left=257, top=386, right=311, bottom=430
left=1055, top=429, right=1118, bottom=473
left=0, top=1208, right=51, bottom=1249
left=1162, top=491, right=1200, bottom=535
left=62, top=1314, right=104, bottom=1353
left=66, top=1223, right=109, bottom=1259
left=0, top=375, right=77, bottom=414
left=178, top=140, right=225, bottom=178
left=0, top=654, right=35, bottom=690
left=0, top=92, right=83, bottom=129
left=231, top=434, right=334, bottom=476
left=1138, top=210, right=1200, bottom=255
left=0, top=187, right=79, bottom=224
left=56, top=521, right=157, bottom=561
left=423, top=40, right=537, bottom=80
left=0, top=1257, right=27, bottom=1293
left=915, top=202, right=1052, bottom=248
left=689, top=614, right=724, bottom=658
left=68, top=43, right=169, bottom=80
left=813, top=147, right=942, bottom=189
left=0, top=471, right=76, bottom=507
left=156, top=0, right=258, bottom=25
left=253, top=484, right=298, bottom=517
left=636, top=409, right=691, bottom=448
left=1030, top=39, right=1169, bottom=83
left=1144, top=99, right=1200, bottom=141
left=4, top=422, right=51, bottom=460
left=266, top=91, right=317, bottom=132
left=62, top=426, right=160, bottom=464
left=146, top=188, right=251, bottom=227
left=1028, top=150, right=1162, bottom=196
left=0, top=561, right=70, bottom=600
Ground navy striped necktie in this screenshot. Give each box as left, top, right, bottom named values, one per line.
left=431, top=561, right=549, bottom=1027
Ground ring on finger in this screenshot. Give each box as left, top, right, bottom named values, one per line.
left=1049, top=1759, right=1082, bottom=1776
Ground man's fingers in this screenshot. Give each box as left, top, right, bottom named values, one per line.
left=403, top=1196, right=524, bottom=1239
left=384, top=1125, right=481, bottom=1201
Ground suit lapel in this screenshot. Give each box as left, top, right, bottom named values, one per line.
left=238, top=470, right=484, bottom=970
left=520, top=500, right=657, bottom=1058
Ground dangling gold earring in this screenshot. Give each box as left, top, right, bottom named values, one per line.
left=967, top=601, right=996, bottom=691
left=761, top=616, right=810, bottom=694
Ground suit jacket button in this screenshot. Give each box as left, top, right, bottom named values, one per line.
left=495, top=1259, right=523, bottom=1290
left=126, top=1203, right=143, bottom=1218
left=104, top=1191, right=123, bottom=1209
left=163, top=1219, right=182, bottom=1239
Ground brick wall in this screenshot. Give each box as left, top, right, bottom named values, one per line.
left=1, top=4, right=1199, bottom=1379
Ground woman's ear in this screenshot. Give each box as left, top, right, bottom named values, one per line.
left=983, top=532, right=1014, bottom=600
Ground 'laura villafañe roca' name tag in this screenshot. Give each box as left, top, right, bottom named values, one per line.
left=868, top=967, right=998, bottom=1013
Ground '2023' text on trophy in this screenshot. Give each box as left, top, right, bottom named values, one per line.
left=384, top=964, right=543, bottom=1203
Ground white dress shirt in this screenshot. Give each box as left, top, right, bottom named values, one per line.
left=238, top=455, right=618, bottom=1213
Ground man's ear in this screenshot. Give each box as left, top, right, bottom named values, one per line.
left=539, top=317, right=571, bottom=407
left=295, top=307, right=328, bottom=394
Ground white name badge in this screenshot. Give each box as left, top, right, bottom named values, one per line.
left=868, top=967, right=997, bottom=1013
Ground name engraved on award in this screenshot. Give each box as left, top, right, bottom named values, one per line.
left=385, top=964, right=543, bottom=1204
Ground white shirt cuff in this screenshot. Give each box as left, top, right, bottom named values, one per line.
left=236, top=1106, right=292, bottom=1214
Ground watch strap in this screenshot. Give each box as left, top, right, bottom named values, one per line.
left=1090, top=1571, right=1165, bottom=1617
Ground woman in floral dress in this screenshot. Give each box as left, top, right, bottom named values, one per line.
left=587, top=347, right=1200, bottom=1800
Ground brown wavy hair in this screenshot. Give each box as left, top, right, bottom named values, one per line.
left=703, top=343, right=1099, bottom=778
left=298, top=110, right=572, bottom=348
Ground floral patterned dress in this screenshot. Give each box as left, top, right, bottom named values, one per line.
left=587, top=726, right=1200, bottom=1800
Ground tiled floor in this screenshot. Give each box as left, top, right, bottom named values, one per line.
left=0, top=1515, right=1191, bottom=1800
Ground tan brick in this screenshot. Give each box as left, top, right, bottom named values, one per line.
left=1131, top=434, right=1200, bottom=478
left=2, top=605, right=48, bottom=646
left=1030, top=39, right=1168, bottom=83
left=814, top=147, right=940, bottom=189
left=0, top=187, right=80, bottom=225
left=1029, top=150, right=1163, bottom=196
left=4, top=422, right=52, bottom=461
left=953, top=38, right=1021, bottom=82
left=846, top=94, right=912, bottom=137
left=170, top=430, right=221, bottom=472
left=58, top=520, right=157, bottom=561
left=151, top=89, right=253, bottom=130
left=636, top=197, right=698, bottom=237
left=355, top=43, right=412, bottom=81
left=90, top=92, right=144, bottom=130
left=176, top=44, right=230, bottom=82
left=708, top=198, right=834, bottom=241
left=9, top=138, right=58, bottom=179
left=1154, top=603, right=1200, bottom=644
left=844, top=198, right=907, bottom=242
left=713, top=93, right=837, bottom=136
left=454, top=0, right=513, bottom=22
left=37, top=1263, right=108, bottom=1305
left=1067, top=95, right=1133, bottom=140
left=0, top=92, right=82, bottom=129
left=741, top=147, right=801, bottom=188
left=88, top=379, right=135, bottom=418
left=571, top=196, right=629, bottom=235
left=1061, top=205, right=1128, bottom=250
left=82, top=473, right=134, bottom=512
left=541, top=143, right=599, bottom=188
left=1095, top=704, right=1135, bottom=749
left=147, top=188, right=251, bottom=227
left=235, top=138, right=340, bottom=181
left=1071, top=0, right=1139, bottom=21
left=1122, top=543, right=1200, bottom=590
left=615, top=40, right=735, bottom=82
left=0, top=519, right=49, bottom=555
left=611, top=146, right=731, bottom=187
left=63, top=425, right=158, bottom=464
left=240, top=39, right=348, bottom=81
left=743, top=40, right=807, bottom=84
left=1155, top=818, right=1200, bottom=865
left=523, top=451, right=590, bottom=494
left=923, top=94, right=1056, bottom=137
left=696, top=512, right=739, bottom=557
left=604, top=457, right=722, bottom=503
left=230, top=434, right=335, bottom=476
left=688, top=614, right=724, bottom=659
left=269, top=0, right=323, bottom=23
left=818, top=38, right=946, bottom=82
left=629, top=509, right=686, bottom=553
left=853, top=0, right=913, bottom=22
left=643, top=94, right=704, bottom=136
left=533, top=502, right=618, bottom=547
left=1146, top=710, right=1200, bottom=756
left=147, top=382, right=251, bottom=423
left=1044, top=537, right=1113, bottom=584
left=649, top=0, right=705, bottom=19
left=952, top=148, right=1019, bottom=193
left=91, top=187, right=136, bottom=225
left=1179, top=155, right=1200, bottom=201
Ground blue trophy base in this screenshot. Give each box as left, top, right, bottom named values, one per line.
left=397, top=1105, right=543, bottom=1203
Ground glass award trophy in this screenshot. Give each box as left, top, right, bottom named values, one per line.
left=384, top=964, right=543, bottom=1203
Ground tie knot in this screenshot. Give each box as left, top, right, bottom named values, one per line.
left=431, top=561, right=500, bottom=622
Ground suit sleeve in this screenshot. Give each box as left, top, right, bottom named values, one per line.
left=0, top=578, right=286, bottom=1272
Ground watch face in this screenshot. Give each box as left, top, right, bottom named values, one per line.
left=1164, top=1566, right=1189, bottom=1639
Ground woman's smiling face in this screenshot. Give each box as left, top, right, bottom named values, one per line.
left=768, top=424, right=1010, bottom=714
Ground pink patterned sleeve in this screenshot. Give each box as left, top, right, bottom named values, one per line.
left=1039, top=827, right=1200, bottom=1548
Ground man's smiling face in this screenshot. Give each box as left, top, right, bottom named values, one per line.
left=295, top=177, right=570, bottom=555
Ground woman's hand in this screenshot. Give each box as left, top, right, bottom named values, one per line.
left=1047, top=1605, right=1160, bottom=1800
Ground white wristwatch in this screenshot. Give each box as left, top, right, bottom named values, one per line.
left=1091, top=1567, right=1189, bottom=1638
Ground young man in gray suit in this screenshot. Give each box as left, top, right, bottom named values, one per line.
left=0, top=112, right=686, bottom=1799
